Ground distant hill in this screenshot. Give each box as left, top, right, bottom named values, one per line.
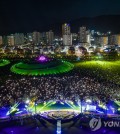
left=1, top=15, right=120, bottom=35
left=49, top=15, right=120, bottom=35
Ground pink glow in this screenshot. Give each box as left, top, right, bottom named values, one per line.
left=38, top=56, right=46, bottom=61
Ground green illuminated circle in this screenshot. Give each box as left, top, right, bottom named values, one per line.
left=0, top=59, right=10, bottom=67
left=11, top=60, right=74, bottom=76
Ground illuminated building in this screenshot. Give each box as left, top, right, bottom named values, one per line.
left=108, top=34, right=120, bottom=46
left=95, top=36, right=108, bottom=47
left=46, top=30, right=54, bottom=45
left=62, top=23, right=71, bottom=35
left=33, top=31, right=41, bottom=45
left=86, top=30, right=91, bottom=45
left=14, top=33, right=25, bottom=45
left=62, top=23, right=72, bottom=46
left=79, top=26, right=87, bottom=43
left=94, top=37, right=100, bottom=46
left=63, top=34, right=72, bottom=46
left=108, top=35, right=115, bottom=46
left=2, top=36, right=8, bottom=45
left=72, top=33, right=78, bottom=45
left=114, top=34, right=120, bottom=46
left=78, top=27, right=90, bottom=48
left=26, top=33, right=33, bottom=42
left=54, top=36, right=63, bottom=46
left=0, top=36, right=2, bottom=45
left=100, top=36, right=108, bottom=46
left=41, top=32, right=47, bottom=44
left=7, top=34, right=14, bottom=46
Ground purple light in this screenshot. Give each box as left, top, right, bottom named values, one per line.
left=38, top=56, right=46, bottom=61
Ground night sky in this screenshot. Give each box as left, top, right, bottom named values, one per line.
left=0, top=0, right=120, bottom=34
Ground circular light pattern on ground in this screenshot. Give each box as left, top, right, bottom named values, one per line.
left=30, top=100, right=80, bottom=120
left=0, top=59, right=10, bottom=67
left=11, top=56, right=74, bottom=76
left=40, top=111, right=79, bottom=120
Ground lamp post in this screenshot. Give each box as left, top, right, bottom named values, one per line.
left=25, top=98, right=30, bottom=114
left=35, top=100, right=37, bottom=114
left=80, top=97, right=83, bottom=114
left=105, top=103, right=107, bottom=117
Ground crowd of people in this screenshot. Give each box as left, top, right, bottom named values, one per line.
left=0, top=67, right=120, bottom=107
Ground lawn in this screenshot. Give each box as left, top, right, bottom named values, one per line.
left=74, top=60, right=120, bottom=84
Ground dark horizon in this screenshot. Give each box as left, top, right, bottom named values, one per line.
left=1, top=14, right=120, bottom=36
left=1, top=0, right=120, bottom=35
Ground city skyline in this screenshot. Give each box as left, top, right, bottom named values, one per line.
left=0, top=24, right=120, bottom=47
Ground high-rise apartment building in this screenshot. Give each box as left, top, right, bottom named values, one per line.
left=62, top=23, right=71, bottom=36
left=86, top=30, right=91, bottom=45
left=33, top=31, right=41, bottom=44
left=108, top=35, right=115, bottom=46
left=94, top=36, right=108, bottom=47
left=100, top=36, right=108, bottom=46
left=40, top=32, right=47, bottom=44
left=79, top=26, right=87, bottom=43
left=7, top=35, right=14, bottom=46
left=114, top=34, right=120, bottom=46
left=62, top=23, right=72, bottom=46
left=108, top=34, right=120, bottom=46
left=26, top=33, right=33, bottom=42
left=72, top=33, right=78, bottom=45
left=2, top=36, right=8, bottom=45
left=14, top=33, right=25, bottom=45
left=46, top=30, right=54, bottom=45
left=0, top=36, right=2, bottom=45
left=63, top=35, right=72, bottom=46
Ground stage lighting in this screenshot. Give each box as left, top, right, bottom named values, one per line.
left=86, top=99, right=92, bottom=103
left=26, top=99, right=30, bottom=104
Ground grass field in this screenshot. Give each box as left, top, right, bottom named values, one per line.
left=0, top=59, right=10, bottom=67
left=74, top=60, right=120, bottom=84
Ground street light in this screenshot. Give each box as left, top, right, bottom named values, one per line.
left=35, top=100, right=37, bottom=114
left=26, top=99, right=30, bottom=104
left=80, top=98, right=83, bottom=114
left=86, top=99, right=92, bottom=103
left=25, top=99, right=30, bottom=115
